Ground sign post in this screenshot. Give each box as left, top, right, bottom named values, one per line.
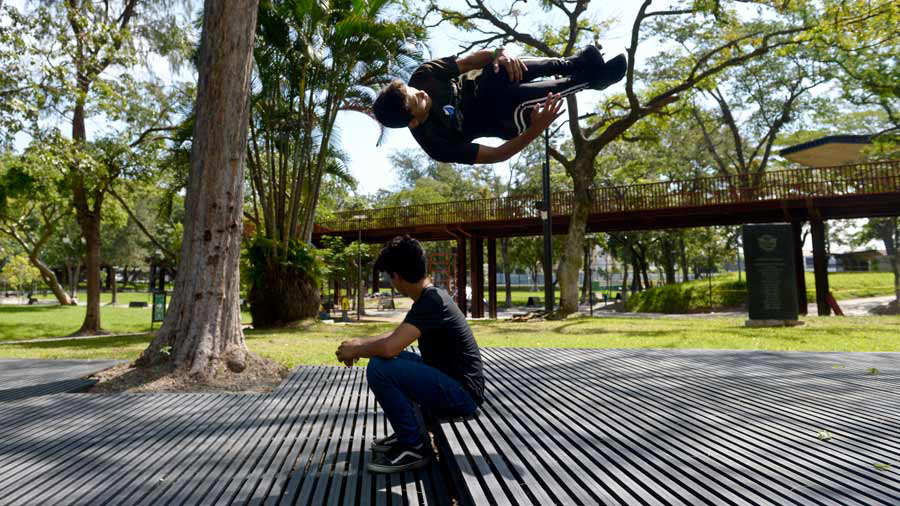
left=151, top=291, right=167, bottom=329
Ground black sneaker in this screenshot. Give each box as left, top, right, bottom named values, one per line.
left=366, top=441, right=431, bottom=474
left=370, top=432, right=400, bottom=453
left=589, top=53, right=627, bottom=90
left=567, top=44, right=605, bottom=69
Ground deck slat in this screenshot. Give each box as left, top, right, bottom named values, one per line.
left=2, top=349, right=898, bottom=505
left=440, top=347, right=900, bottom=505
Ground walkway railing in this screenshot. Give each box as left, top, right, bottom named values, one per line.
left=317, top=160, right=900, bottom=232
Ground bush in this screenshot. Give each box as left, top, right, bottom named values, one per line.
left=625, top=277, right=747, bottom=313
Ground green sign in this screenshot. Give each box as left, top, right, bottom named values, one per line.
left=152, top=292, right=167, bottom=322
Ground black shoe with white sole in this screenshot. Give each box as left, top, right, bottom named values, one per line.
left=366, top=441, right=431, bottom=474
left=370, top=433, right=400, bottom=453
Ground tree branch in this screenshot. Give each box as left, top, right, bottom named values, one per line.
left=108, top=186, right=177, bottom=262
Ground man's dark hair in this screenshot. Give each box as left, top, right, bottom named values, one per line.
left=372, top=79, right=413, bottom=128
left=374, top=234, right=426, bottom=283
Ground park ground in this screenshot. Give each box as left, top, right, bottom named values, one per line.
left=1, top=271, right=897, bottom=392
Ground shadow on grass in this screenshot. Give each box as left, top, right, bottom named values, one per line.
left=0, top=305, right=67, bottom=314
left=2, top=333, right=153, bottom=350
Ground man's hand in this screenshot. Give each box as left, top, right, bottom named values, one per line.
left=529, top=93, right=565, bottom=132
left=493, top=49, right=527, bottom=82
left=336, top=338, right=361, bottom=367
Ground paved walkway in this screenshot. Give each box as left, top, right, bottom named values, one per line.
left=1, top=349, right=898, bottom=505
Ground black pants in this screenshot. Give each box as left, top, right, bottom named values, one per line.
left=474, top=57, right=592, bottom=138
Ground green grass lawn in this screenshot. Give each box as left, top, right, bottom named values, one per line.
left=0, top=305, right=252, bottom=342
left=626, top=271, right=897, bottom=313
left=1, top=314, right=898, bottom=366
left=28, top=289, right=161, bottom=305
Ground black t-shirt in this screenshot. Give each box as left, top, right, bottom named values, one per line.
left=408, top=57, right=507, bottom=165
left=403, top=286, right=485, bottom=405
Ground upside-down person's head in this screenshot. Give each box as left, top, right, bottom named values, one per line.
left=374, top=79, right=434, bottom=129
left=373, top=79, right=414, bottom=128
left=374, top=235, right=427, bottom=292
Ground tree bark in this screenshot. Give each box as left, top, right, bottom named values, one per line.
left=139, top=0, right=259, bottom=379
left=558, top=165, right=592, bottom=315
left=580, top=241, right=591, bottom=303
left=110, top=267, right=117, bottom=305
left=679, top=235, right=689, bottom=282
left=31, top=255, right=73, bottom=305
left=662, top=234, right=676, bottom=285
left=73, top=195, right=104, bottom=335
left=67, top=262, right=81, bottom=298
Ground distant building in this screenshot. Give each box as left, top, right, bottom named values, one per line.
left=803, top=250, right=890, bottom=272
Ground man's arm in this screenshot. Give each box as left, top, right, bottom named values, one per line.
left=475, top=92, right=564, bottom=164
left=335, top=323, right=422, bottom=365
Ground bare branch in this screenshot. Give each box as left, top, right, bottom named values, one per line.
left=130, top=126, right=179, bottom=148
left=108, top=186, right=177, bottom=262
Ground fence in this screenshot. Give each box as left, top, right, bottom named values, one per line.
left=318, top=160, right=900, bottom=232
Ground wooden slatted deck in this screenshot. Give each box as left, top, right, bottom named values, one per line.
left=0, top=359, right=122, bottom=402
left=0, top=366, right=448, bottom=505
left=440, top=348, right=900, bottom=505
left=2, top=349, right=898, bottom=505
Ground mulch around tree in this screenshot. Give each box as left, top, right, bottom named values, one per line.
left=88, top=354, right=290, bottom=394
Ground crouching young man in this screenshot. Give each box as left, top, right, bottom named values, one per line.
left=335, top=235, right=485, bottom=474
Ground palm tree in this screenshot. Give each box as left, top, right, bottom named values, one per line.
left=245, top=0, right=425, bottom=326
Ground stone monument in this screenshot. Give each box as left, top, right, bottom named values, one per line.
left=742, top=224, right=803, bottom=327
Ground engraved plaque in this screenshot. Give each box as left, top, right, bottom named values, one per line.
left=743, top=224, right=799, bottom=321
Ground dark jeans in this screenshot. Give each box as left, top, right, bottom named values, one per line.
left=474, top=57, right=593, bottom=137
left=366, top=351, right=477, bottom=446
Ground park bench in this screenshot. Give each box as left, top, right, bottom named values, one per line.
left=377, top=298, right=395, bottom=310
left=526, top=296, right=542, bottom=306
left=129, top=301, right=148, bottom=308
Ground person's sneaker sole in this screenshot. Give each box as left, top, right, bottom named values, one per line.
left=590, top=53, right=627, bottom=90
left=366, top=455, right=431, bottom=474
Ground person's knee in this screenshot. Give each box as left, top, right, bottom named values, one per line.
left=366, top=356, right=387, bottom=381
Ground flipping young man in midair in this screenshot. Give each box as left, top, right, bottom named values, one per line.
left=372, top=45, right=627, bottom=164
left=336, top=235, right=484, bottom=474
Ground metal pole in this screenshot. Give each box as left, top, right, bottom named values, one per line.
left=542, top=128, right=553, bottom=313
left=357, top=226, right=361, bottom=321
left=588, top=239, right=594, bottom=317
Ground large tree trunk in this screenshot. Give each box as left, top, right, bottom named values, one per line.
left=501, top=238, right=511, bottom=307
left=679, top=235, right=689, bottom=282
left=67, top=262, right=80, bottom=298
left=138, top=0, right=259, bottom=379
left=31, top=255, right=73, bottom=305
left=662, top=234, right=676, bottom=285
left=557, top=168, right=592, bottom=315
left=73, top=193, right=104, bottom=335
left=580, top=242, right=592, bottom=303
left=110, top=267, right=118, bottom=305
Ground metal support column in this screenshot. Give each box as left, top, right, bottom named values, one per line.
left=810, top=218, right=830, bottom=316
left=542, top=129, right=553, bottom=313
left=791, top=221, right=808, bottom=315
left=488, top=238, right=497, bottom=319
left=471, top=236, right=484, bottom=318
left=455, top=239, right=467, bottom=314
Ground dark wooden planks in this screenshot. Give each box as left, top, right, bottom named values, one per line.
left=0, top=359, right=122, bottom=402
left=0, top=364, right=450, bottom=506
left=442, top=347, right=900, bottom=506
